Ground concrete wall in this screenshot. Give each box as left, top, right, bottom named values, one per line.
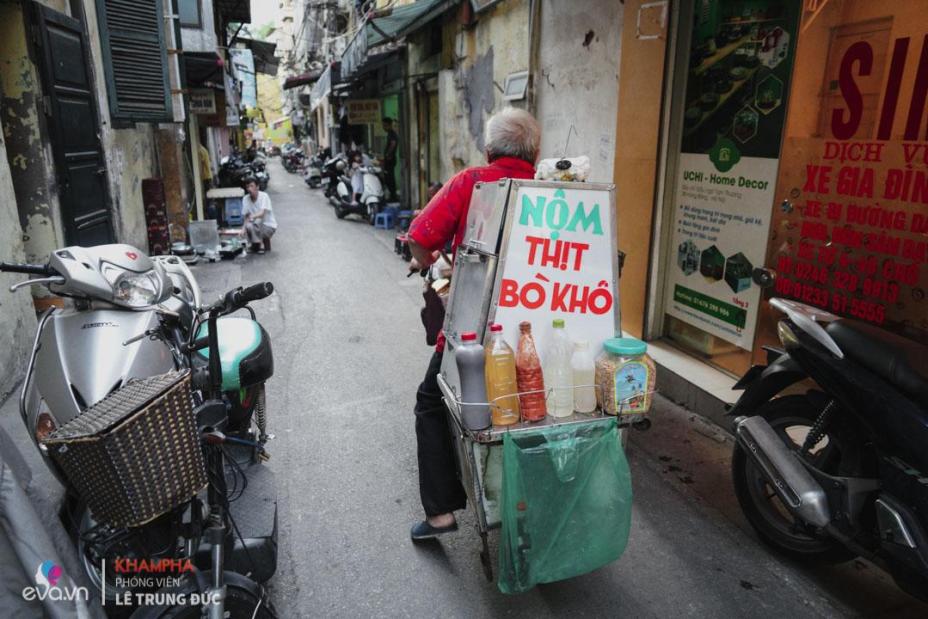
left=535, top=0, right=623, bottom=183
left=180, top=0, right=218, bottom=53
left=437, top=0, right=531, bottom=179
left=0, top=113, right=39, bottom=401
left=0, top=1, right=66, bottom=264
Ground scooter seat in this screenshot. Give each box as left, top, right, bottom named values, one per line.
left=826, top=319, right=928, bottom=404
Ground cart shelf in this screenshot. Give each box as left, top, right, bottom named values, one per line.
left=437, top=373, right=650, bottom=445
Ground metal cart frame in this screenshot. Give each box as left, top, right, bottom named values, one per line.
left=437, top=375, right=651, bottom=581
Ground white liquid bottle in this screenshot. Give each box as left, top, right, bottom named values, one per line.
left=544, top=318, right=574, bottom=418
left=571, top=340, right=597, bottom=413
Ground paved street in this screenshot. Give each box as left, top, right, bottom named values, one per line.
left=192, top=159, right=926, bottom=618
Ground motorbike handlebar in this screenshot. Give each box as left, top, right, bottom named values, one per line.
left=230, top=282, right=274, bottom=307
left=0, top=262, right=55, bottom=276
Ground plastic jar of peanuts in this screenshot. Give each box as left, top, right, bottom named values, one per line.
left=595, top=338, right=655, bottom=415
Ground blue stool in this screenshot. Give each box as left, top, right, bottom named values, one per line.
left=224, top=197, right=244, bottom=226
left=396, top=210, right=415, bottom=230
left=374, top=211, right=395, bottom=229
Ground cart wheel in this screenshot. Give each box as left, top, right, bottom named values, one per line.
left=479, top=532, right=493, bottom=582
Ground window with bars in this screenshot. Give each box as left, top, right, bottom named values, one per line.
left=95, top=0, right=172, bottom=123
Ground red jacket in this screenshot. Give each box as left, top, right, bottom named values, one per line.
left=408, top=157, right=535, bottom=255
left=409, top=156, right=536, bottom=352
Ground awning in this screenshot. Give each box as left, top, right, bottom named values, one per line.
left=214, top=0, right=250, bottom=23
left=182, top=52, right=225, bottom=89
left=238, top=37, right=278, bottom=75
left=283, top=69, right=323, bottom=90
left=309, top=62, right=340, bottom=111
left=341, top=0, right=456, bottom=80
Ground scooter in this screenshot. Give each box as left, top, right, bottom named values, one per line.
left=303, top=150, right=326, bottom=188
left=329, top=159, right=385, bottom=223
left=322, top=153, right=347, bottom=199
left=729, top=268, right=928, bottom=601
left=1, top=245, right=278, bottom=615
left=282, top=150, right=305, bottom=174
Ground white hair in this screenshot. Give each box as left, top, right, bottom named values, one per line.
left=484, top=108, right=541, bottom=163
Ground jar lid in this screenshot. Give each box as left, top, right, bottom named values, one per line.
left=552, top=318, right=565, bottom=328
left=603, top=337, right=647, bottom=356
left=461, top=331, right=477, bottom=342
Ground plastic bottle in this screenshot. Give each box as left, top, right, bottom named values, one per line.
left=544, top=319, right=574, bottom=418
left=455, top=331, right=490, bottom=430
left=571, top=340, right=597, bottom=414
left=515, top=321, right=546, bottom=422
left=484, top=323, right=520, bottom=426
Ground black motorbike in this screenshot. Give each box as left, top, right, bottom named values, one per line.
left=729, top=268, right=928, bottom=601
left=282, top=150, right=304, bottom=174
left=218, top=154, right=268, bottom=190
left=321, top=153, right=347, bottom=199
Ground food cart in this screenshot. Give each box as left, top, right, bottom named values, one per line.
left=436, top=178, right=651, bottom=590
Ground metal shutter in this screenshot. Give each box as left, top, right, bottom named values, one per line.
left=96, top=0, right=172, bottom=122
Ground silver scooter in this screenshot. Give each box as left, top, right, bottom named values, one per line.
left=6, top=244, right=199, bottom=458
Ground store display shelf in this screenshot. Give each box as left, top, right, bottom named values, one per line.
left=693, top=36, right=750, bottom=76
left=684, top=65, right=761, bottom=137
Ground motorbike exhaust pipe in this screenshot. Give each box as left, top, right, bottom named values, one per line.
left=734, top=416, right=831, bottom=528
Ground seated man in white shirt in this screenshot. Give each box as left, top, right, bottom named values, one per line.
left=241, top=177, right=278, bottom=254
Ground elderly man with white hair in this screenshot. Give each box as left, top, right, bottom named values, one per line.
left=406, top=107, right=541, bottom=540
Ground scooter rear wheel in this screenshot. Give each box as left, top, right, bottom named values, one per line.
left=732, top=395, right=855, bottom=563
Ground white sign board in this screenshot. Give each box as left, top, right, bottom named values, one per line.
left=662, top=154, right=775, bottom=350
left=189, top=89, right=216, bottom=114
left=346, top=99, right=381, bottom=125
left=491, top=183, right=619, bottom=360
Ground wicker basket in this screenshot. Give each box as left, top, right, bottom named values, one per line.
left=44, top=370, right=207, bottom=529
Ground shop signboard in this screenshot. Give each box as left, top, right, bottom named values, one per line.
left=491, top=182, right=619, bottom=359
left=229, top=49, right=257, bottom=109
left=663, top=1, right=800, bottom=350
left=346, top=99, right=382, bottom=125
left=764, top=3, right=928, bottom=345
left=188, top=89, right=216, bottom=115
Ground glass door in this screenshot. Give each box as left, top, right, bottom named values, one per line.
left=660, top=0, right=802, bottom=376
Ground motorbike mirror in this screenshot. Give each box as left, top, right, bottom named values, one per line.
left=752, top=267, right=777, bottom=289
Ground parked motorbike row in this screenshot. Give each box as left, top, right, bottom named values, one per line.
left=1, top=246, right=279, bottom=617
left=728, top=268, right=928, bottom=602
left=294, top=147, right=388, bottom=224
left=218, top=150, right=269, bottom=190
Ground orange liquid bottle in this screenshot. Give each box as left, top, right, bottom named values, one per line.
left=485, top=323, right=520, bottom=425
left=516, top=321, right=546, bottom=422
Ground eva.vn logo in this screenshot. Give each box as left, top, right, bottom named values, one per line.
left=22, top=561, right=90, bottom=602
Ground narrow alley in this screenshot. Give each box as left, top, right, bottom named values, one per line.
left=210, top=160, right=926, bottom=618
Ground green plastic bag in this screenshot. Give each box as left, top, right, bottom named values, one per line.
left=498, top=418, right=632, bottom=593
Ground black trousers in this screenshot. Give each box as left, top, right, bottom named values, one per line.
left=415, top=351, right=467, bottom=517
left=383, top=159, right=398, bottom=201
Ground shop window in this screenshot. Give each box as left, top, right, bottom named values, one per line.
left=659, top=0, right=802, bottom=376
left=178, top=0, right=201, bottom=28
left=94, top=0, right=172, bottom=123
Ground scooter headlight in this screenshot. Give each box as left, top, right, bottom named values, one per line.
left=112, top=270, right=161, bottom=307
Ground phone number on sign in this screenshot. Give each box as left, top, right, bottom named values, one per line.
left=774, top=276, right=887, bottom=324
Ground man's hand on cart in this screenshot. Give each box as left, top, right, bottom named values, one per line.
left=408, top=252, right=439, bottom=274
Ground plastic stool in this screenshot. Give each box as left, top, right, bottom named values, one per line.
left=374, top=211, right=395, bottom=229
left=396, top=210, right=415, bottom=230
